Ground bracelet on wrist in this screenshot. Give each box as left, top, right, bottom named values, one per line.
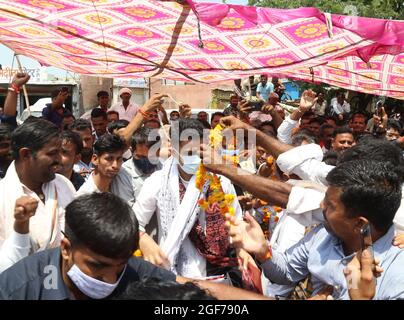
left=257, top=244, right=272, bottom=262
left=10, top=83, right=21, bottom=94
left=139, top=109, right=150, bottom=119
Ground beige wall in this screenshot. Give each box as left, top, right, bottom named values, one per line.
left=79, top=76, right=234, bottom=113
left=79, top=75, right=113, bottom=113
left=149, top=78, right=234, bottom=110
left=111, top=87, right=148, bottom=107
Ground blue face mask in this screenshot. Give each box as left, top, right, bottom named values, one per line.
left=179, top=155, right=201, bottom=175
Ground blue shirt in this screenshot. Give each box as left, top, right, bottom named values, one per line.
left=256, top=82, right=274, bottom=103
left=262, top=225, right=404, bottom=300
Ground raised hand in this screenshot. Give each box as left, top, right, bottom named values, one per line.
left=14, top=196, right=38, bottom=234
left=179, top=104, right=192, bottom=118
left=14, top=196, right=38, bottom=223
left=140, top=93, right=168, bottom=113
left=238, top=100, right=253, bottom=117
left=220, top=115, right=251, bottom=134
left=199, top=144, right=225, bottom=174
left=299, top=90, right=318, bottom=113
left=11, top=73, right=30, bottom=88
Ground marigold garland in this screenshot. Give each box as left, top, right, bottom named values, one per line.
left=134, top=125, right=239, bottom=257
left=133, top=249, right=142, bottom=257
left=196, top=124, right=238, bottom=216
left=256, top=156, right=283, bottom=239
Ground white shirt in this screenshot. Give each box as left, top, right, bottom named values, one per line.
left=80, top=105, right=103, bottom=121
left=0, top=162, right=75, bottom=272
left=76, top=168, right=135, bottom=207
left=264, top=179, right=325, bottom=297
left=276, top=143, right=404, bottom=233
left=277, top=116, right=299, bottom=145
left=133, top=169, right=242, bottom=237
left=76, top=172, right=101, bottom=195
left=73, top=160, right=94, bottom=180
left=277, top=143, right=332, bottom=185
left=133, top=165, right=242, bottom=278
left=313, top=100, right=327, bottom=116
left=0, top=231, right=31, bottom=273
left=110, top=102, right=139, bottom=122
left=331, top=97, right=350, bottom=115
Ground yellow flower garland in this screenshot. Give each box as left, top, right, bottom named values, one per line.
left=256, top=155, right=282, bottom=238
left=196, top=124, right=238, bottom=216
left=134, top=125, right=239, bottom=257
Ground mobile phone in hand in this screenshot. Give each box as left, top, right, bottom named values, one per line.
left=360, top=223, right=374, bottom=258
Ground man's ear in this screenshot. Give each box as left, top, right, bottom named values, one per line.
left=354, top=216, right=369, bottom=233
left=61, top=237, right=72, bottom=261
left=18, top=147, right=32, bottom=161
left=91, top=154, right=98, bottom=166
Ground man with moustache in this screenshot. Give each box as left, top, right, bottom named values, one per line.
left=69, top=119, right=95, bottom=179
left=0, top=119, right=76, bottom=272
left=122, top=127, right=162, bottom=199
left=56, top=130, right=85, bottom=191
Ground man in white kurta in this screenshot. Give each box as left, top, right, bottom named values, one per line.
left=133, top=156, right=242, bottom=279
left=110, top=88, right=139, bottom=122
left=133, top=118, right=243, bottom=279
left=0, top=163, right=75, bottom=272
left=0, top=119, right=75, bottom=272
left=276, top=142, right=404, bottom=234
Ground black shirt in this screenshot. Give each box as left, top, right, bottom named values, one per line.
left=0, top=248, right=176, bottom=300
left=70, top=171, right=85, bottom=191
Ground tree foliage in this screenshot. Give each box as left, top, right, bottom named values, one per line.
left=248, top=0, right=404, bottom=20
left=247, top=1, right=403, bottom=106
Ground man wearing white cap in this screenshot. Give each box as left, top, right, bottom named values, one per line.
left=110, top=88, right=139, bottom=122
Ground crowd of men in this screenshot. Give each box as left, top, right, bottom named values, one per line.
left=0, top=71, right=403, bottom=300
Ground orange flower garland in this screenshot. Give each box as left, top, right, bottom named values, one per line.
left=133, top=249, right=142, bottom=257
left=255, top=156, right=283, bottom=239
left=196, top=124, right=238, bottom=216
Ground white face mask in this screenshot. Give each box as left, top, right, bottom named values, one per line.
left=173, top=148, right=201, bottom=175
left=179, top=155, right=201, bottom=175
left=67, top=264, right=126, bottom=299
left=220, top=148, right=240, bottom=157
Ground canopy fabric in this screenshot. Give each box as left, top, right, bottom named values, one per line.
left=0, top=0, right=403, bottom=99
